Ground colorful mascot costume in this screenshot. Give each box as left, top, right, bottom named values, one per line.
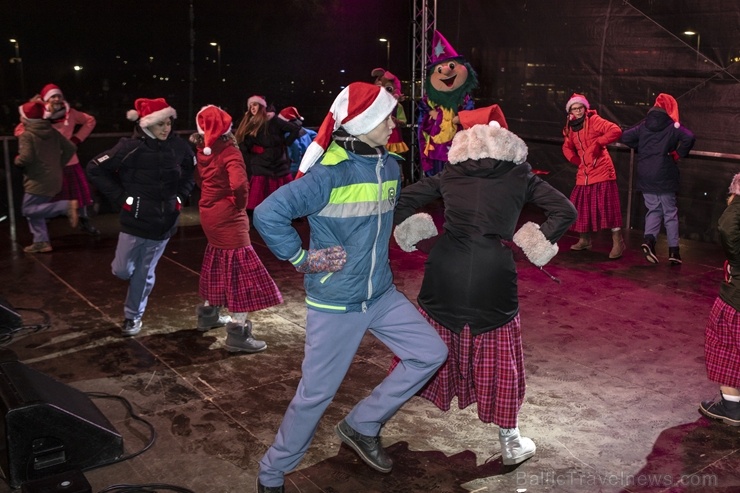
left=371, top=68, right=409, bottom=155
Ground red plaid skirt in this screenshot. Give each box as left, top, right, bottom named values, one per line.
left=705, top=297, right=740, bottom=388
left=52, top=164, right=93, bottom=206
left=246, top=174, right=293, bottom=210
left=390, top=309, right=525, bottom=428
left=199, top=244, right=283, bottom=313
left=570, top=180, right=623, bottom=233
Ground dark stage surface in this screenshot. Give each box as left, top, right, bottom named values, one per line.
left=0, top=203, right=738, bottom=493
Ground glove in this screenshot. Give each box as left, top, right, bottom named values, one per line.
left=394, top=213, right=438, bottom=252
left=70, top=136, right=82, bottom=146
left=295, top=246, right=347, bottom=274
left=670, top=150, right=680, bottom=162
left=513, top=222, right=559, bottom=267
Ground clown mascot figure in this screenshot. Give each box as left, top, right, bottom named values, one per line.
left=418, top=31, right=479, bottom=176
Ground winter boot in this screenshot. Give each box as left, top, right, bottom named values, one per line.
left=499, top=428, right=536, bottom=465
left=570, top=233, right=592, bottom=251
left=23, top=241, right=52, bottom=253
left=196, top=304, right=231, bottom=331
left=79, top=216, right=100, bottom=236
left=699, top=397, right=740, bottom=426
left=224, top=321, right=266, bottom=353
left=668, top=247, right=682, bottom=265
left=641, top=234, right=658, bottom=264
left=609, top=230, right=625, bottom=259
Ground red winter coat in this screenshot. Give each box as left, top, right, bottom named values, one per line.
left=195, top=139, right=251, bottom=250
left=562, top=110, right=622, bottom=186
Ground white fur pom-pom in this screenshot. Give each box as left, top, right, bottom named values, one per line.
left=394, top=213, right=438, bottom=252
left=203, top=147, right=212, bottom=155
left=513, top=221, right=559, bottom=267
left=674, top=121, right=680, bottom=128
left=126, top=109, right=139, bottom=122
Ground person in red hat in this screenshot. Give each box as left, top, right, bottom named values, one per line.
left=253, top=82, right=448, bottom=493
left=15, top=84, right=99, bottom=235
left=87, top=97, right=195, bottom=337
left=391, top=105, right=577, bottom=467
left=14, top=101, right=79, bottom=253
left=562, top=93, right=625, bottom=259
left=277, top=106, right=317, bottom=178
left=189, top=105, right=283, bottom=352
left=234, top=95, right=302, bottom=211
left=621, top=93, right=696, bottom=265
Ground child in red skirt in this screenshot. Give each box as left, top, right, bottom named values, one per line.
left=699, top=172, right=740, bottom=426
left=191, top=105, right=283, bottom=352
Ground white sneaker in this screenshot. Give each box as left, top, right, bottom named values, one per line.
left=499, top=428, right=536, bottom=465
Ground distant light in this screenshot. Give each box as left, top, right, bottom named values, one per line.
left=379, top=38, right=388, bottom=42
left=9, top=38, right=16, bottom=43
left=73, top=65, right=83, bottom=71
left=340, top=69, right=345, bottom=73
left=684, top=30, right=696, bottom=35
left=210, top=42, right=218, bottom=46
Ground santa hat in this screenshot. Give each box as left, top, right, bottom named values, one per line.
left=247, top=95, right=267, bottom=108
left=458, top=105, right=508, bottom=130
left=278, top=106, right=303, bottom=122
left=428, top=30, right=462, bottom=67
left=729, top=173, right=740, bottom=196
left=296, top=82, right=397, bottom=176
left=40, top=83, right=63, bottom=101
left=565, top=93, right=590, bottom=113
left=18, top=101, right=48, bottom=121
left=126, top=98, right=177, bottom=128
left=653, top=93, right=681, bottom=128
left=196, top=105, right=233, bottom=156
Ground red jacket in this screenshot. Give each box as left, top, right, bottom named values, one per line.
left=195, top=139, right=251, bottom=250
left=562, top=110, right=622, bottom=186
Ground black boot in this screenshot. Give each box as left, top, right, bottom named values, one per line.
left=668, top=247, right=682, bottom=265
left=699, top=397, right=740, bottom=426
left=79, top=216, right=100, bottom=236
left=641, top=235, right=658, bottom=264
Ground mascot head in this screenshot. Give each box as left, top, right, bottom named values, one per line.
left=371, top=68, right=405, bottom=102
left=425, top=31, right=478, bottom=108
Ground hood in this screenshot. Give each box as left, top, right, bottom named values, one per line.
left=448, top=124, right=528, bottom=166
left=22, top=119, right=55, bottom=139
left=645, top=108, right=675, bottom=132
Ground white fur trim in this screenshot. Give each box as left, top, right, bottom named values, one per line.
left=248, top=96, right=266, bottom=107
left=513, top=221, right=559, bottom=267
left=729, top=173, right=740, bottom=196
left=298, top=141, right=325, bottom=174
left=566, top=95, right=589, bottom=113
left=394, top=213, right=438, bottom=252
left=448, top=124, right=528, bottom=165
left=138, top=106, right=177, bottom=128
left=42, top=88, right=62, bottom=101
left=340, top=88, right=397, bottom=136
left=126, top=109, right=139, bottom=122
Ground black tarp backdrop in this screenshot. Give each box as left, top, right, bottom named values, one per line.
left=435, top=0, right=740, bottom=243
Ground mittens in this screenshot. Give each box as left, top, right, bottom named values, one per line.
left=513, top=222, right=559, bottom=267
left=394, top=213, right=438, bottom=252
left=295, top=246, right=347, bottom=274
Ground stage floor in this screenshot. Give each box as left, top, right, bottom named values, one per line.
left=0, top=202, right=738, bottom=493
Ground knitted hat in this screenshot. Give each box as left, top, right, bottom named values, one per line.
left=196, top=105, right=233, bottom=156
left=653, top=93, right=681, bottom=128
left=247, top=95, right=267, bottom=108
left=278, top=106, right=303, bottom=122
left=126, top=98, right=177, bottom=128
left=18, top=101, right=47, bottom=121
left=428, top=30, right=461, bottom=67
left=730, top=173, right=740, bottom=196
left=296, top=82, right=397, bottom=176
left=458, top=105, right=508, bottom=130
left=565, top=93, right=590, bottom=113
left=40, top=83, right=63, bottom=101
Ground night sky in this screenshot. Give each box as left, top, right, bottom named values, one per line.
left=1, top=0, right=412, bottom=130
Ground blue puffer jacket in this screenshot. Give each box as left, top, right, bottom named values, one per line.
left=621, top=108, right=696, bottom=193
left=253, top=142, right=400, bottom=313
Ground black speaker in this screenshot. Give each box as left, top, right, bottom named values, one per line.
left=0, top=360, right=124, bottom=488
left=0, top=298, right=22, bottom=331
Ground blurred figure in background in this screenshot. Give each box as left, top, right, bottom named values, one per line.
left=277, top=106, right=316, bottom=178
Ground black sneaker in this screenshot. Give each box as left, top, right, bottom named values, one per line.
left=255, top=477, right=284, bottom=493
left=699, top=398, right=740, bottom=426
left=668, top=247, right=682, bottom=265
left=641, top=236, right=658, bottom=264
left=335, top=419, right=393, bottom=473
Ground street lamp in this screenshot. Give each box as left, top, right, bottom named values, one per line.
left=379, top=38, right=390, bottom=68
left=8, top=38, right=25, bottom=97
left=683, top=30, right=701, bottom=65
left=210, top=41, right=221, bottom=82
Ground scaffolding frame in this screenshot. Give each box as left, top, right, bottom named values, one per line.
left=409, top=0, right=436, bottom=183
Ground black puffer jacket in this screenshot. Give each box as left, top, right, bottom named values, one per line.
left=719, top=199, right=740, bottom=312
left=87, top=131, right=195, bottom=240
left=394, top=124, right=577, bottom=334
left=621, top=108, right=696, bottom=193
left=239, top=117, right=301, bottom=178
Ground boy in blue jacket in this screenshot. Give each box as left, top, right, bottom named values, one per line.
left=252, top=82, right=447, bottom=493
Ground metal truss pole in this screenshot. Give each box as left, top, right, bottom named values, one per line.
left=410, top=0, right=436, bottom=183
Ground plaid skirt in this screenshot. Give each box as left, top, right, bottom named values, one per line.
left=390, top=308, right=525, bottom=428
left=246, top=174, right=293, bottom=210
left=705, top=297, right=740, bottom=388
left=52, top=164, right=93, bottom=206
left=199, top=244, right=283, bottom=313
left=570, top=180, right=623, bottom=233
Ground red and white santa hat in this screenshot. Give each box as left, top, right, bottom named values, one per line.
left=278, top=106, right=303, bottom=121
left=565, top=93, right=590, bottom=113
left=458, top=105, right=509, bottom=130
left=127, top=98, right=177, bottom=128
left=296, top=82, right=397, bottom=176
left=18, top=101, right=48, bottom=121
left=196, top=105, right=232, bottom=156
left=247, top=95, right=267, bottom=108
left=653, top=93, right=681, bottom=128
left=40, top=83, right=63, bottom=101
